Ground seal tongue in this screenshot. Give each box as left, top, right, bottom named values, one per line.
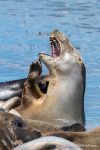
left=52, top=46, right=59, bottom=57
left=52, top=53, right=57, bottom=58
left=50, top=37, right=60, bottom=58
left=51, top=41, right=60, bottom=58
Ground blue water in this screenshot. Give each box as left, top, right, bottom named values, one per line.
left=0, top=0, right=100, bottom=130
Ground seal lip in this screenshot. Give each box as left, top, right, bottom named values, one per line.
left=50, top=37, right=60, bottom=58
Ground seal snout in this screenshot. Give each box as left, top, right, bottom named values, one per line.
left=25, top=129, right=42, bottom=142
left=32, top=129, right=42, bottom=139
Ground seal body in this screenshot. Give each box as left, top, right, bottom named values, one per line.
left=14, top=136, right=82, bottom=150
left=15, top=30, right=86, bottom=127
left=45, top=127, right=100, bottom=150
left=0, top=78, right=26, bottom=101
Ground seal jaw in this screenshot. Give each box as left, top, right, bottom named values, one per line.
left=39, top=53, right=53, bottom=68
left=40, top=30, right=69, bottom=60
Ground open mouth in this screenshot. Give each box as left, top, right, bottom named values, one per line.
left=50, top=37, right=60, bottom=58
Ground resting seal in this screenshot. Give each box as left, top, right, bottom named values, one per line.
left=0, top=112, right=41, bottom=150
left=15, top=30, right=86, bottom=127
left=14, top=136, right=82, bottom=150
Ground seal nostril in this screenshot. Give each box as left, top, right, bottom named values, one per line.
left=33, top=130, right=42, bottom=139
left=25, top=130, right=41, bottom=142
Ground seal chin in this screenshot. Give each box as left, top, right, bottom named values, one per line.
left=39, top=53, right=53, bottom=68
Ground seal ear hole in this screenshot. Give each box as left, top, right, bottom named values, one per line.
left=79, top=58, right=82, bottom=62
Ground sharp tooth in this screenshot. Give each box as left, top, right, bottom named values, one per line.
left=55, top=42, right=57, bottom=45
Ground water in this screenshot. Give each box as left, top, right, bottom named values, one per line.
left=0, top=0, right=100, bottom=130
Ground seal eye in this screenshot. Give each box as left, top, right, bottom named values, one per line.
left=14, top=121, right=23, bottom=128
left=13, top=118, right=25, bottom=128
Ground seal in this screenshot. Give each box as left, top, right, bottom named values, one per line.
left=0, top=112, right=41, bottom=150
left=15, top=30, right=86, bottom=127
left=14, top=136, right=82, bottom=150
left=45, top=127, right=100, bottom=150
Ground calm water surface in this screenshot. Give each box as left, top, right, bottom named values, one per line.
left=0, top=0, right=100, bottom=130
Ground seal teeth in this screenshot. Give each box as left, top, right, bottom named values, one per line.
left=50, top=37, right=60, bottom=58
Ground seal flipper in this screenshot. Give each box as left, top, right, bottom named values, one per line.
left=27, top=59, right=44, bottom=99
left=21, top=59, right=45, bottom=107
left=28, top=59, right=42, bottom=78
